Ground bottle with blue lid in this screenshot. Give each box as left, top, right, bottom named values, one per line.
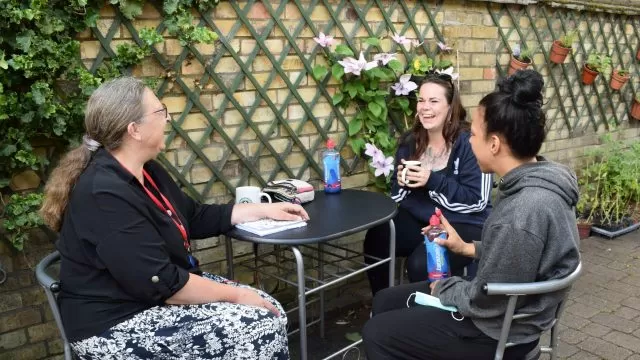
left=322, top=138, right=341, bottom=193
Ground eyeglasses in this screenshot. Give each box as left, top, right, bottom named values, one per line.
left=147, top=103, right=170, bottom=122
left=425, top=72, right=455, bottom=90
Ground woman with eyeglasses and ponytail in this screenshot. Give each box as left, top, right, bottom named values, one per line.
left=363, top=71, right=492, bottom=296
left=40, top=77, right=308, bottom=359
left=363, top=70, right=580, bottom=359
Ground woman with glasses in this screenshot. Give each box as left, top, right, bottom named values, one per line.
left=363, top=70, right=580, bottom=359
left=364, top=71, right=492, bottom=296
left=40, top=77, right=308, bottom=359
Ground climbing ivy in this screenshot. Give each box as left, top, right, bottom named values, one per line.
left=0, top=0, right=219, bottom=250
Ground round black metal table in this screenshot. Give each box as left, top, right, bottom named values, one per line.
left=224, top=189, right=397, bottom=360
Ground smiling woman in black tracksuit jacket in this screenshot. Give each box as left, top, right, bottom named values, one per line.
left=364, top=73, right=492, bottom=296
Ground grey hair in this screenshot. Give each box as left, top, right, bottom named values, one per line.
left=85, top=76, right=147, bottom=151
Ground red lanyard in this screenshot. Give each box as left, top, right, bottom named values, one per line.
left=141, top=170, right=190, bottom=252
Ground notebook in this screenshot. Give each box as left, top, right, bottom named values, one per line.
left=235, top=218, right=307, bottom=236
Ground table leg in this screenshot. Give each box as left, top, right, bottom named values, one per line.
left=319, top=243, right=325, bottom=339
left=292, top=246, right=308, bottom=360
left=388, top=219, right=396, bottom=288
left=224, top=235, right=234, bottom=280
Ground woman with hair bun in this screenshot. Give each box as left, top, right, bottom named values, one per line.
left=363, top=70, right=580, bottom=360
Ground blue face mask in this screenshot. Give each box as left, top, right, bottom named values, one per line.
left=407, top=291, right=464, bottom=321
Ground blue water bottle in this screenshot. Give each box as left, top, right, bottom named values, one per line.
left=323, top=138, right=341, bottom=193
left=425, top=209, right=450, bottom=281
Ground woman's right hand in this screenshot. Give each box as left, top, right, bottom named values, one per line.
left=232, top=287, right=280, bottom=316
left=422, top=214, right=474, bottom=257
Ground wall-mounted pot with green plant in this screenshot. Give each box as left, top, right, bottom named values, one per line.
left=609, top=68, right=630, bottom=90
left=582, top=52, right=611, bottom=85
left=508, top=43, right=535, bottom=75
left=550, top=30, right=578, bottom=64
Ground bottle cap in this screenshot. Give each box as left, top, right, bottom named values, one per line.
left=429, top=214, right=440, bottom=226
left=326, top=138, right=335, bottom=149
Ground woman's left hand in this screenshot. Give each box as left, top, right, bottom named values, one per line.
left=261, top=202, right=310, bottom=221
left=232, top=202, right=309, bottom=225
left=404, top=166, right=431, bottom=188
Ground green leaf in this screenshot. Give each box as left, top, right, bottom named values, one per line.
left=388, top=59, right=404, bottom=73
left=331, top=63, right=344, bottom=80
left=0, top=145, right=17, bottom=156
left=364, top=37, right=380, bottom=47
left=335, top=44, right=354, bottom=57
left=376, top=131, right=391, bottom=148
left=345, top=332, right=362, bottom=342
left=312, top=65, right=328, bottom=80
left=396, top=97, right=410, bottom=110
left=349, top=137, right=366, bottom=155
left=16, top=31, right=34, bottom=52
left=164, top=0, right=180, bottom=14
left=332, top=92, right=344, bottom=105
left=348, top=118, right=363, bottom=136
left=368, top=102, right=382, bottom=117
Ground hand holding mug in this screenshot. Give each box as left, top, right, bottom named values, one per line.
left=400, top=160, right=430, bottom=188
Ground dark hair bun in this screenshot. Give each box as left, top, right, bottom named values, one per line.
left=498, top=69, right=543, bottom=107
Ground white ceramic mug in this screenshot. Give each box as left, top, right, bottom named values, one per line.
left=235, top=186, right=272, bottom=204
left=401, top=160, right=422, bottom=185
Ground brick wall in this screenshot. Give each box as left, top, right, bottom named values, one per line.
left=1, top=1, right=638, bottom=358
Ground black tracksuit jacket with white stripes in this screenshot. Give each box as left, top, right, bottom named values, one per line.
left=391, top=130, right=492, bottom=226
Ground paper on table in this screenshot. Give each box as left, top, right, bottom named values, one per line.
left=235, top=218, right=307, bottom=236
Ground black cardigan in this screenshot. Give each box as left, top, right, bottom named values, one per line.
left=57, top=148, right=234, bottom=341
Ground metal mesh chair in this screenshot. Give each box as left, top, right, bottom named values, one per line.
left=35, top=251, right=74, bottom=360
left=484, top=261, right=583, bottom=360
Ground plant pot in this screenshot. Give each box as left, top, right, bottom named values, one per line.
left=549, top=40, right=571, bottom=64
left=508, top=56, right=530, bottom=75
left=609, top=70, right=630, bottom=90
left=581, top=65, right=599, bottom=85
left=637, top=47, right=640, bottom=61
left=577, top=222, right=592, bottom=240
left=631, top=99, right=640, bottom=121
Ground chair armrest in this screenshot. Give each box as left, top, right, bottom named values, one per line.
left=484, top=262, right=582, bottom=296
left=35, top=251, right=61, bottom=290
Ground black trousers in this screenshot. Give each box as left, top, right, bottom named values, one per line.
left=362, top=282, right=539, bottom=360
left=364, top=207, right=482, bottom=295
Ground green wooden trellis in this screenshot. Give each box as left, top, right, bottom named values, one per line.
left=86, top=0, right=449, bottom=201
left=86, top=1, right=639, bottom=202
left=488, top=3, right=639, bottom=135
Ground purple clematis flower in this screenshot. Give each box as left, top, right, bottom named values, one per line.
left=313, top=32, right=334, bottom=47
left=437, top=41, right=453, bottom=52
left=371, top=154, right=394, bottom=177
left=391, top=33, right=411, bottom=46
left=337, top=52, right=378, bottom=76
left=365, top=143, right=383, bottom=159
left=391, top=74, right=418, bottom=96
left=373, top=52, right=397, bottom=65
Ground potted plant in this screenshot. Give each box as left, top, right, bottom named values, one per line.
left=550, top=30, right=578, bottom=64
left=578, top=135, right=640, bottom=239
left=632, top=94, right=640, bottom=121
left=508, top=44, right=534, bottom=75
left=609, top=68, right=630, bottom=90
left=637, top=46, right=640, bottom=61
left=582, top=52, right=611, bottom=85
left=575, top=194, right=593, bottom=240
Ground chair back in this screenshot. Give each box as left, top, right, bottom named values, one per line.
left=483, top=261, right=583, bottom=360
left=35, top=251, right=74, bottom=360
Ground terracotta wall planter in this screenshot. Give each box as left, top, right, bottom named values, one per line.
left=549, top=40, right=571, bottom=64
left=610, top=70, right=630, bottom=90
left=637, top=48, right=640, bottom=61
left=577, top=222, right=592, bottom=240
left=631, top=99, right=640, bottom=121
left=508, top=56, right=530, bottom=75
left=581, top=65, right=599, bottom=85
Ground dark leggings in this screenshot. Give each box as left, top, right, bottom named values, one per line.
left=363, top=281, right=539, bottom=360
left=364, top=207, right=482, bottom=295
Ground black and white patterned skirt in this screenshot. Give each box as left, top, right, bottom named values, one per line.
left=71, top=273, right=289, bottom=359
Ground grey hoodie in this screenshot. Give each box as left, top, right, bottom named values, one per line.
left=433, top=158, right=581, bottom=344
